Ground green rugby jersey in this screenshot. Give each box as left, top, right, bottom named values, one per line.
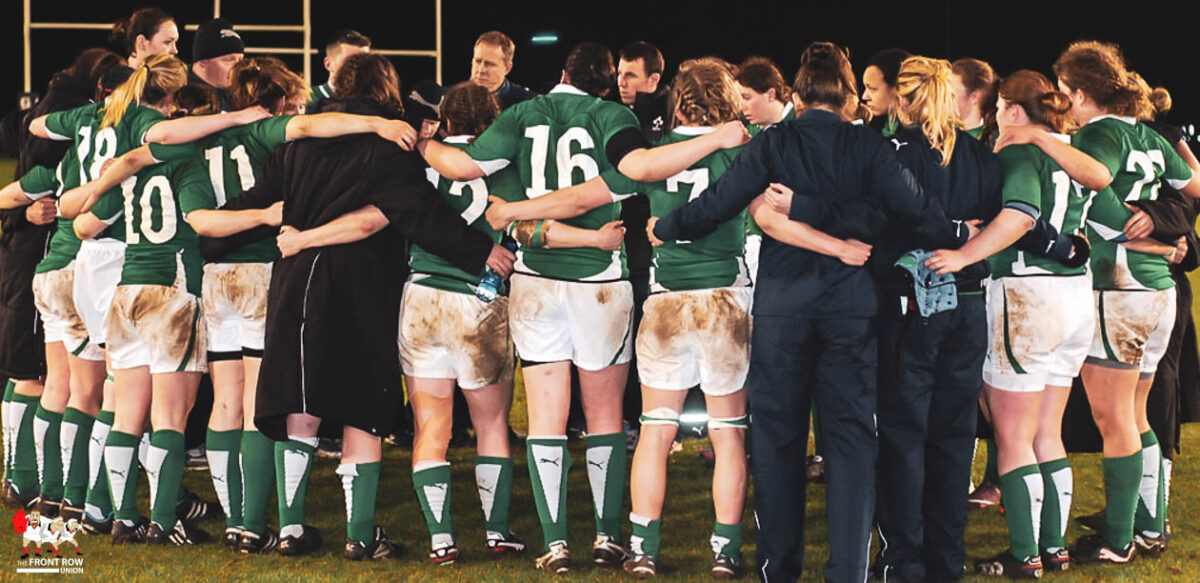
left=989, top=140, right=1094, bottom=278
left=464, top=84, right=640, bottom=281
left=746, top=101, right=795, bottom=138
left=1074, top=116, right=1193, bottom=291
left=604, top=127, right=749, bottom=293
left=409, top=136, right=524, bottom=295
left=22, top=160, right=83, bottom=274
left=90, top=143, right=207, bottom=295
left=45, top=103, right=165, bottom=243
left=180, top=115, right=294, bottom=263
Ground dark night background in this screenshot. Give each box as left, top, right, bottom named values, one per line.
left=3, top=1, right=1198, bottom=141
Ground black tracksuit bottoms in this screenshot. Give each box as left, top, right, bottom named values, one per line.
left=874, top=293, right=987, bottom=582
left=750, top=315, right=877, bottom=583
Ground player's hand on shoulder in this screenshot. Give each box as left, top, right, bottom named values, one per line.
left=993, top=124, right=1043, bottom=153
left=379, top=120, right=418, bottom=151
left=234, top=105, right=272, bottom=125
left=715, top=120, right=751, bottom=149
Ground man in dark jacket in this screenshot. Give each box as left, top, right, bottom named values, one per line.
left=188, top=18, right=243, bottom=111
left=470, top=31, right=536, bottom=110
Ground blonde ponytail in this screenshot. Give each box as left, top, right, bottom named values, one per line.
left=101, top=53, right=187, bottom=128
left=895, top=56, right=959, bottom=167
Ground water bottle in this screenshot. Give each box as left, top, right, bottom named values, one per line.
left=475, top=234, right=519, bottom=303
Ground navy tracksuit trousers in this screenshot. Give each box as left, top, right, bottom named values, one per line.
left=874, top=293, right=987, bottom=582
left=750, top=315, right=878, bottom=583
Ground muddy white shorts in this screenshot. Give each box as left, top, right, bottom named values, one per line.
left=983, top=275, right=1093, bottom=392
left=398, top=282, right=513, bottom=389
left=73, top=239, right=125, bottom=348
left=508, top=273, right=633, bottom=371
left=202, top=262, right=271, bottom=356
left=1089, top=287, right=1177, bottom=375
left=636, top=286, right=752, bottom=395
left=32, top=262, right=101, bottom=360
left=107, top=276, right=206, bottom=375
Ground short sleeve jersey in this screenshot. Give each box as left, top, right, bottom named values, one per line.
left=604, top=127, right=749, bottom=293
left=1074, top=116, right=1193, bottom=290
left=22, top=162, right=83, bottom=274
left=409, top=136, right=524, bottom=295
left=45, top=103, right=166, bottom=243
left=989, top=140, right=1095, bottom=278
left=180, top=115, right=294, bottom=263
left=464, top=84, right=640, bottom=281
left=92, top=143, right=207, bottom=295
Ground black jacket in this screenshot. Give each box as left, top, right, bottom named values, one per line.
left=655, top=109, right=965, bottom=319
left=495, top=78, right=537, bottom=110
left=0, top=72, right=93, bottom=378
left=871, top=126, right=1002, bottom=295
left=221, top=100, right=493, bottom=439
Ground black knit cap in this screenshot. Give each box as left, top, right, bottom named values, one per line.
left=192, top=18, right=244, bottom=62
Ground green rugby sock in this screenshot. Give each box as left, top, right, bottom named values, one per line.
left=8, top=392, right=40, bottom=495
left=60, top=408, right=95, bottom=506
left=147, top=430, right=185, bottom=529
left=84, top=411, right=114, bottom=520
left=414, top=461, right=454, bottom=547
left=476, top=456, right=514, bottom=536
left=1134, top=431, right=1165, bottom=536
left=999, top=464, right=1043, bottom=561
left=240, top=430, right=275, bottom=535
left=586, top=432, right=627, bottom=540
left=275, top=436, right=316, bottom=535
left=712, top=520, right=744, bottom=557
left=1101, top=452, right=1142, bottom=548
left=1038, top=458, right=1072, bottom=552
left=33, top=405, right=64, bottom=500
left=527, top=436, right=570, bottom=551
left=629, top=513, right=661, bottom=559
left=206, top=429, right=243, bottom=528
left=104, top=430, right=142, bottom=523
left=338, top=461, right=381, bottom=544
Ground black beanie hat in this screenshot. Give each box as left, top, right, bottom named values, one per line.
left=193, top=18, right=244, bottom=62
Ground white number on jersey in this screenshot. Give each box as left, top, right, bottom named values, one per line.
left=76, top=126, right=118, bottom=184
left=523, top=125, right=600, bottom=197
left=121, top=175, right=177, bottom=245
left=666, top=168, right=711, bottom=245
left=1125, top=149, right=1165, bottom=202
left=1012, top=170, right=1077, bottom=276
left=449, top=178, right=489, bottom=224
left=203, top=145, right=256, bottom=207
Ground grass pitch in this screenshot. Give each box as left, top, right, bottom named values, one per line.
left=2, top=154, right=1199, bottom=581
